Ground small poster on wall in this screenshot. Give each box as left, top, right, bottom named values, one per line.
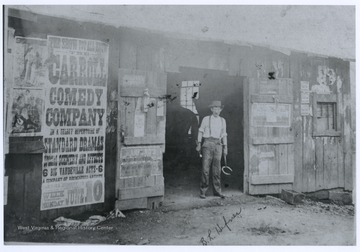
left=251, top=103, right=291, bottom=127
left=301, top=91, right=310, bottom=104
left=13, top=37, right=47, bottom=87
left=301, top=104, right=310, bottom=116
left=9, top=88, right=44, bottom=136
left=300, top=81, right=310, bottom=91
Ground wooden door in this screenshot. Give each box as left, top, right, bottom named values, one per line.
left=116, top=69, right=167, bottom=210
left=244, top=78, right=295, bottom=195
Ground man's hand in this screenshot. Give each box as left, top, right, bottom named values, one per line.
left=196, top=143, right=201, bottom=152
left=223, top=145, right=228, bottom=156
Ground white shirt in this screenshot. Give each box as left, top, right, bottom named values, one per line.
left=198, top=115, right=227, bottom=139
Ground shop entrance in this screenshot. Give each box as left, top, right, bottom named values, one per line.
left=164, top=67, right=244, bottom=204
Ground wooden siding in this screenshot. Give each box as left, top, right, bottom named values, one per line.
left=289, top=54, right=352, bottom=193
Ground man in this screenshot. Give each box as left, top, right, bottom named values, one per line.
left=196, top=100, right=228, bottom=199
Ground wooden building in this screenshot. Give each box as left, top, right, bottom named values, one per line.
left=3, top=6, right=355, bottom=221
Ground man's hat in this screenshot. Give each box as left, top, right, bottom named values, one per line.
left=208, top=100, right=224, bottom=108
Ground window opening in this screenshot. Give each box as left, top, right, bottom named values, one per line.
left=180, top=81, right=200, bottom=134
left=316, top=102, right=337, bottom=131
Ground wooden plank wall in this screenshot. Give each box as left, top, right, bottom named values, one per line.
left=289, top=53, right=352, bottom=193
left=329, top=58, right=353, bottom=191
left=289, top=53, right=305, bottom=192
left=243, top=49, right=351, bottom=194
left=248, top=79, right=294, bottom=195
left=116, top=68, right=166, bottom=210
left=243, top=79, right=251, bottom=194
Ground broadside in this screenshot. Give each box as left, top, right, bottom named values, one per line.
left=41, top=36, right=108, bottom=210
left=251, top=103, right=291, bottom=127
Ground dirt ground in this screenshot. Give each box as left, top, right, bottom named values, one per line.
left=4, top=192, right=355, bottom=246
left=3, top=157, right=356, bottom=246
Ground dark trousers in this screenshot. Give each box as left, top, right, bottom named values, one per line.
left=200, top=138, right=222, bottom=196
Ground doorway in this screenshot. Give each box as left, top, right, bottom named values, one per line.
left=164, top=67, right=244, bottom=204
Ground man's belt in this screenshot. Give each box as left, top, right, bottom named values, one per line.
left=203, top=137, right=221, bottom=144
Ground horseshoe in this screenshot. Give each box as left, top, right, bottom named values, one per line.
left=222, top=166, right=233, bottom=175
left=222, top=155, right=232, bottom=175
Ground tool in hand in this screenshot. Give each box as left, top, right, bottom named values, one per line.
left=221, top=154, right=232, bottom=175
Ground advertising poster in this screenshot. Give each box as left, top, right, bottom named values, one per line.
left=9, top=37, right=47, bottom=136
left=41, top=36, right=108, bottom=210
left=251, top=103, right=291, bottom=127
left=10, top=88, right=44, bottom=135
left=301, top=91, right=310, bottom=104
left=301, top=104, right=310, bottom=116
left=13, top=37, right=47, bottom=87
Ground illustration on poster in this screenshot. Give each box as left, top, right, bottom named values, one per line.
left=13, top=37, right=47, bottom=87
left=20, top=46, right=44, bottom=85
left=11, top=89, right=43, bottom=134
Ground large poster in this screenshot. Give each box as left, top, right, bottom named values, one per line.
left=41, top=36, right=108, bottom=210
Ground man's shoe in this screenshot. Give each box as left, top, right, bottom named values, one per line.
left=200, top=194, right=206, bottom=199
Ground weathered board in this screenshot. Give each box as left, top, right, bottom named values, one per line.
left=301, top=57, right=350, bottom=192
left=246, top=78, right=295, bottom=195
left=116, top=69, right=166, bottom=210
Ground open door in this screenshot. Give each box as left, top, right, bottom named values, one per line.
left=244, top=78, right=295, bottom=195
left=115, top=69, right=167, bottom=210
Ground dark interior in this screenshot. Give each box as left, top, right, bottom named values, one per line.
left=164, top=67, right=244, bottom=201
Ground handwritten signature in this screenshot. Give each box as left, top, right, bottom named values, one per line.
left=200, top=207, right=242, bottom=245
